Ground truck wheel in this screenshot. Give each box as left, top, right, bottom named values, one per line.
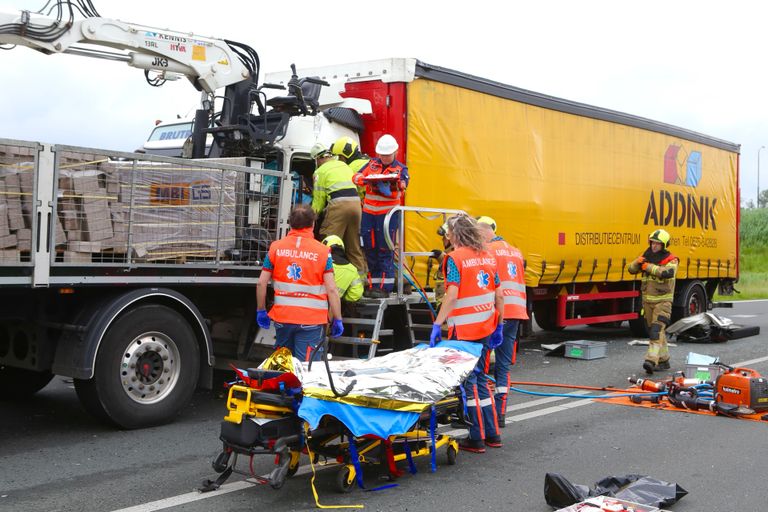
left=74, top=304, right=200, bottom=429
left=0, top=366, right=54, bottom=399
left=628, top=318, right=648, bottom=338
left=533, top=302, right=564, bottom=332
left=676, top=281, right=708, bottom=319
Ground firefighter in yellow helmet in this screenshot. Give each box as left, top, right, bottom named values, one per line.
left=322, top=235, right=364, bottom=303
left=627, top=229, right=678, bottom=374
left=331, top=136, right=370, bottom=173
left=310, top=142, right=367, bottom=279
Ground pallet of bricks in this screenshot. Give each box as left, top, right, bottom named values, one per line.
left=56, top=152, right=236, bottom=264
left=0, top=144, right=38, bottom=264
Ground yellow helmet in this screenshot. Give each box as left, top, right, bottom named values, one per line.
left=648, top=229, right=671, bottom=248
left=322, top=234, right=344, bottom=249
left=476, top=216, right=497, bottom=233
left=331, top=136, right=358, bottom=160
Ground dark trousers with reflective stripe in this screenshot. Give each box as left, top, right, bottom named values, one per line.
left=494, top=319, right=519, bottom=423
left=361, top=210, right=399, bottom=292
left=461, top=334, right=498, bottom=441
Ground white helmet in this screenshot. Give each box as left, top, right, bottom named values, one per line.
left=375, top=134, right=399, bottom=155
left=310, top=142, right=331, bottom=159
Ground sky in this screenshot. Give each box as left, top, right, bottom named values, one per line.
left=1, top=0, right=767, bottom=206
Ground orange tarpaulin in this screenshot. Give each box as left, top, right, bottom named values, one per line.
left=595, top=387, right=768, bottom=424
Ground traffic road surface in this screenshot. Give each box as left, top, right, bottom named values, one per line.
left=1, top=300, right=766, bottom=511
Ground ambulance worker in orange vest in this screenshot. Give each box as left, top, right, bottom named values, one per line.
left=430, top=214, right=505, bottom=453
left=477, top=216, right=529, bottom=428
left=256, top=204, right=344, bottom=363
left=351, top=134, right=409, bottom=298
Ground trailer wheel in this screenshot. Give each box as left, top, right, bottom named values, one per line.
left=74, top=304, right=200, bottom=429
left=533, top=302, right=564, bottom=332
left=0, top=366, right=54, bottom=399
left=676, top=281, right=708, bottom=319
left=628, top=318, right=649, bottom=338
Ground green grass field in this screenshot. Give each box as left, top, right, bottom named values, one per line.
left=715, top=208, right=768, bottom=300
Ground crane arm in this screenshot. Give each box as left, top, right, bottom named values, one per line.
left=0, top=8, right=255, bottom=93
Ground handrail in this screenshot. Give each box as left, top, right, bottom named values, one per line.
left=382, top=206, right=468, bottom=299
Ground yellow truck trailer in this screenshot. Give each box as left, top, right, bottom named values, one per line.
left=277, top=58, right=739, bottom=335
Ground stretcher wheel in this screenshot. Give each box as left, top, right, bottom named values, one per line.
left=287, top=451, right=300, bottom=478
left=446, top=444, right=458, bottom=465
left=336, top=465, right=355, bottom=493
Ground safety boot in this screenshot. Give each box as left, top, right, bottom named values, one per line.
left=458, top=438, right=486, bottom=453
left=484, top=435, right=503, bottom=448
left=656, top=360, right=671, bottom=370
left=363, top=288, right=387, bottom=299
left=643, top=360, right=656, bottom=375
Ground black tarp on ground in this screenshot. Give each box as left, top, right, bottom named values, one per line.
left=544, top=473, right=688, bottom=509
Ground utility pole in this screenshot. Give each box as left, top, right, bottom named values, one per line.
left=759, top=146, right=765, bottom=208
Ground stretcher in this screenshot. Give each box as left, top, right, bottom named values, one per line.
left=200, top=341, right=481, bottom=496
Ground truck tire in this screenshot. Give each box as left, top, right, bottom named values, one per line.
left=675, top=280, right=708, bottom=320
left=533, top=301, right=564, bottom=332
left=628, top=318, right=648, bottom=338
left=0, top=366, right=54, bottom=399
left=74, top=304, right=200, bottom=429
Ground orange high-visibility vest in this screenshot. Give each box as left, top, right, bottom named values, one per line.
left=443, top=246, right=499, bottom=341
left=352, top=159, right=406, bottom=215
left=488, top=238, right=529, bottom=320
left=267, top=227, right=331, bottom=325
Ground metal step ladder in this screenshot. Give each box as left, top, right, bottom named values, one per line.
left=333, top=298, right=392, bottom=359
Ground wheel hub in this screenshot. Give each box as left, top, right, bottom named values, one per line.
left=121, top=332, right=181, bottom=404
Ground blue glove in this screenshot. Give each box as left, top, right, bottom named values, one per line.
left=489, top=324, right=504, bottom=349
left=429, top=323, right=442, bottom=347
left=256, top=309, right=270, bottom=329
left=330, top=319, right=344, bottom=338
left=376, top=180, right=393, bottom=198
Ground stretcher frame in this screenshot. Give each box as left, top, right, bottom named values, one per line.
left=201, top=381, right=463, bottom=494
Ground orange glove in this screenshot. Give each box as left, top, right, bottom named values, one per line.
left=641, top=262, right=650, bottom=272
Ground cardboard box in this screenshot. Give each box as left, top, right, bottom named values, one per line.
left=0, top=249, right=20, bottom=263
left=0, top=233, right=18, bottom=249
left=68, top=241, right=102, bottom=253
left=62, top=251, right=92, bottom=263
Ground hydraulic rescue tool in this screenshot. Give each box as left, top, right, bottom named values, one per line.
left=627, top=364, right=768, bottom=418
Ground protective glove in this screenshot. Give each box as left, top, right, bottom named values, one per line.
left=330, top=319, right=344, bottom=338
left=429, top=323, right=442, bottom=347
left=376, top=181, right=393, bottom=198
left=641, top=262, right=650, bottom=272
left=256, top=309, right=270, bottom=329
left=634, top=256, right=645, bottom=267
left=431, top=249, right=443, bottom=259
left=489, top=324, right=504, bottom=349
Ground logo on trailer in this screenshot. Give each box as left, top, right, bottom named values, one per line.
left=507, top=262, right=518, bottom=279
left=664, top=144, right=702, bottom=187
left=476, top=270, right=490, bottom=289
left=643, top=143, right=717, bottom=231
left=287, top=263, right=302, bottom=281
